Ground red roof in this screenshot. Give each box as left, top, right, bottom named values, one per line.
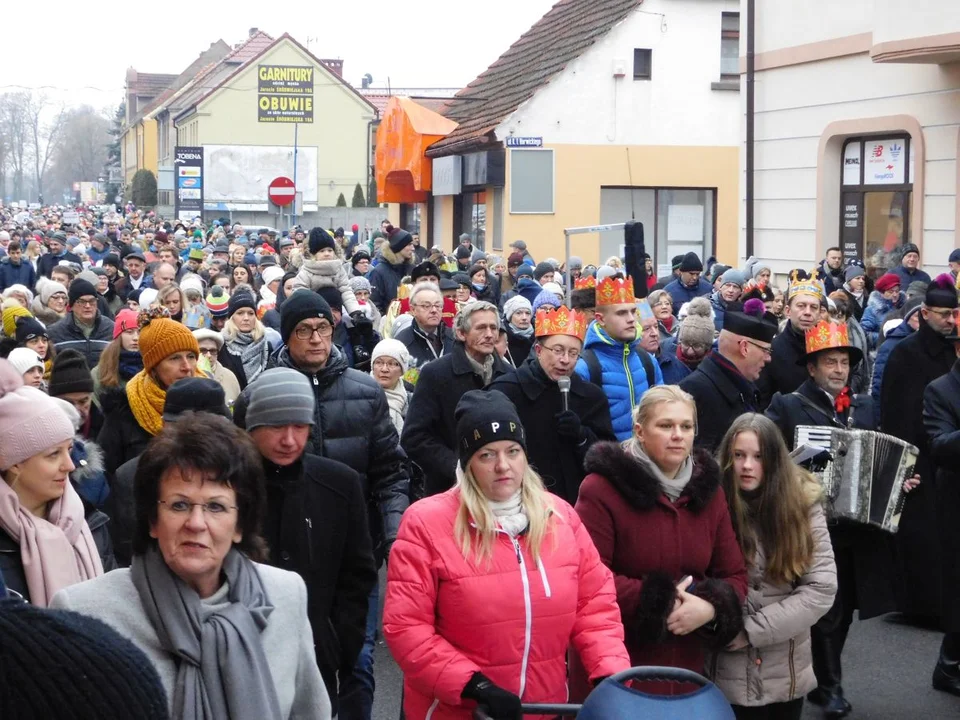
left=427, top=0, right=643, bottom=157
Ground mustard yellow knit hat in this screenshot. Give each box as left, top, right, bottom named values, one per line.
left=2, top=305, right=32, bottom=338
left=138, top=309, right=200, bottom=374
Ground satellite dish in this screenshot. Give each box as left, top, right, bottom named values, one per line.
left=361, top=73, right=373, bottom=89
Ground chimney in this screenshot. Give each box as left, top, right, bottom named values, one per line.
left=320, top=59, right=343, bottom=78
left=249, top=27, right=259, bottom=38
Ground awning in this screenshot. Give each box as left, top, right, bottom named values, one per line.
left=376, top=97, right=457, bottom=203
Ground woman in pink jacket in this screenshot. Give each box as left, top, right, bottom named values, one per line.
left=384, top=390, right=630, bottom=720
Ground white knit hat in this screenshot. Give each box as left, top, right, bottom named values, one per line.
left=371, top=338, right=410, bottom=374
left=7, top=347, right=44, bottom=376
left=192, top=328, right=225, bottom=351
left=502, top=295, right=532, bottom=322
left=261, top=265, right=285, bottom=287
left=179, top=273, right=205, bottom=297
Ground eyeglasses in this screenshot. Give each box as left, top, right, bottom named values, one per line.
left=198, top=347, right=219, bottom=356
left=373, top=358, right=401, bottom=370
left=743, top=339, right=772, bottom=357
left=50, top=293, right=68, bottom=301
left=294, top=323, right=333, bottom=340
left=540, top=344, right=581, bottom=360
left=72, top=297, right=98, bottom=308
left=925, top=307, right=957, bottom=320
left=413, top=302, right=443, bottom=311
left=158, top=500, right=237, bottom=516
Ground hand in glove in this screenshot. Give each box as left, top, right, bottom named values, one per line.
left=350, top=310, right=372, bottom=327
left=462, top=672, right=521, bottom=720
left=554, top=410, right=583, bottom=441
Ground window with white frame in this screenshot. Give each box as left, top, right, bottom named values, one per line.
left=509, top=149, right=554, bottom=214
left=720, top=13, right=739, bottom=80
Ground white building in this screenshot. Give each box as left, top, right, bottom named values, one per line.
left=744, top=0, right=960, bottom=278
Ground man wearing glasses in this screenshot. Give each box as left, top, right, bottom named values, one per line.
left=46, top=278, right=114, bottom=367
left=680, top=304, right=776, bottom=453
left=490, top=306, right=614, bottom=505
left=393, top=282, right=453, bottom=371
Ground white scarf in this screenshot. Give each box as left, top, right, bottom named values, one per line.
left=489, top=490, right=529, bottom=537
left=382, top=379, right=408, bottom=434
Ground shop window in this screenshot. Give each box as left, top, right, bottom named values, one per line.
left=462, top=191, right=486, bottom=250
left=509, top=149, right=554, bottom=214
left=400, top=204, right=421, bottom=235
left=634, top=49, right=652, bottom=80
left=839, top=136, right=912, bottom=279
left=720, top=13, right=739, bottom=79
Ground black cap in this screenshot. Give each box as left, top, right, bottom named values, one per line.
left=47, top=349, right=94, bottom=397
left=925, top=274, right=959, bottom=310
left=722, top=300, right=777, bottom=343
left=439, top=278, right=459, bottom=291
left=678, top=252, right=703, bottom=272
left=351, top=250, right=371, bottom=266
left=455, top=389, right=526, bottom=467
left=14, top=316, right=48, bottom=344
left=162, top=378, right=230, bottom=422
left=280, top=290, right=334, bottom=344
left=227, top=290, right=257, bottom=317
left=387, top=226, right=413, bottom=253
left=102, top=254, right=121, bottom=270
left=68, top=278, right=98, bottom=306
left=125, top=250, right=146, bottom=263
left=308, top=227, right=336, bottom=255
left=455, top=245, right=472, bottom=261
left=533, top=262, right=554, bottom=281
left=453, top=272, right=471, bottom=288
left=411, top=261, right=441, bottom=282
left=671, top=254, right=685, bottom=270
left=316, top=286, right=343, bottom=312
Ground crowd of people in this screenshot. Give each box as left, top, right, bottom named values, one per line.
left=1, top=202, right=959, bottom=720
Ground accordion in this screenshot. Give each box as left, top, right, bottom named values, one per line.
left=794, top=426, right=918, bottom=533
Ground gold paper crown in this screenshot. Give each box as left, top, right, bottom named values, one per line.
left=535, top=305, right=588, bottom=340
left=596, top=276, right=636, bottom=306
left=574, top=276, right=596, bottom=290
left=804, top=320, right=851, bottom=356
left=787, top=270, right=825, bottom=302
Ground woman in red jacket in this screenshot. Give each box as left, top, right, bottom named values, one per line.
left=574, top=385, right=747, bottom=696
left=384, top=390, right=630, bottom=720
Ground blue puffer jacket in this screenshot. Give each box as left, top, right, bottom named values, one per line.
left=656, top=341, right=693, bottom=385
left=574, top=322, right=664, bottom=441
left=860, top=290, right=904, bottom=349
left=871, top=320, right=914, bottom=398
left=0, top=257, right=36, bottom=293
left=663, top=277, right=714, bottom=315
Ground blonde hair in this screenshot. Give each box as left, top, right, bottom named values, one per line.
left=606, top=256, right=623, bottom=269
left=157, top=284, right=186, bottom=312
left=453, top=461, right=556, bottom=565
left=633, top=384, right=697, bottom=430
left=222, top=315, right=265, bottom=342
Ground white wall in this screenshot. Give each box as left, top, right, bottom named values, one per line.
left=750, top=0, right=871, bottom=53
left=496, top=0, right=740, bottom=148
left=872, top=0, right=960, bottom=46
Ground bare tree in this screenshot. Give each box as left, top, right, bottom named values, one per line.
left=45, top=106, right=112, bottom=201
left=0, top=92, right=32, bottom=201
left=26, top=93, right=66, bottom=203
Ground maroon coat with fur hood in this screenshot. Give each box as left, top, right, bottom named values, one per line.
left=573, top=442, right=747, bottom=692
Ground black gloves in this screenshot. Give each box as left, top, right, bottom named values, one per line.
left=350, top=310, right=372, bottom=327
left=462, top=672, right=521, bottom=720
left=554, top=410, right=583, bottom=441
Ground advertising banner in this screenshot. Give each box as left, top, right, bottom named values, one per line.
left=258, top=65, right=314, bottom=123
left=174, top=146, right=204, bottom=220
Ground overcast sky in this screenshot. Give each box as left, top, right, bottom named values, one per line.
left=2, top=0, right=557, bottom=110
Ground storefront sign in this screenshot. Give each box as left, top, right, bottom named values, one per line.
left=432, top=156, right=462, bottom=196
left=841, top=192, right=862, bottom=262
left=463, top=150, right=505, bottom=189
left=865, top=139, right=905, bottom=185
left=505, top=136, right=543, bottom=148
left=258, top=65, right=314, bottom=123
left=843, top=142, right=861, bottom=185
left=174, top=146, right=204, bottom=220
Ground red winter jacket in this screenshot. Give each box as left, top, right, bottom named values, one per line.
left=383, top=488, right=630, bottom=720
left=572, top=443, right=747, bottom=697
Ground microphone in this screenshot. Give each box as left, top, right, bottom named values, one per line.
left=557, top=375, right=570, bottom=412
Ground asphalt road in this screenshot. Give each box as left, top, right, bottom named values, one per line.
left=370, top=568, right=958, bottom=719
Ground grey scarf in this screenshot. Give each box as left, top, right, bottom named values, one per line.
left=466, top=351, right=495, bottom=386
left=131, top=546, right=282, bottom=720
left=228, top=331, right=269, bottom=384
left=624, top=437, right=694, bottom=501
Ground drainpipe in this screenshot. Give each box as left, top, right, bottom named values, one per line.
left=745, top=0, right=756, bottom=259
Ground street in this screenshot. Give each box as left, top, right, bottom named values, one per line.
left=371, top=572, right=958, bottom=719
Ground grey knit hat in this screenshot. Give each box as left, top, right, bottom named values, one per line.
left=245, top=368, right=316, bottom=430
left=470, top=249, right=487, bottom=264
left=349, top=276, right=372, bottom=294
left=678, top=297, right=716, bottom=348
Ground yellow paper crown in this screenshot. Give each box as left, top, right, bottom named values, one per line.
left=535, top=305, right=588, bottom=340
left=596, top=276, right=636, bottom=306
left=574, top=276, right=596, bottom=290
left=788, top=269, right=825, bottom=302
left=805, top=320, right=851, bottom=355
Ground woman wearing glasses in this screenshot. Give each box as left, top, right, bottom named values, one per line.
left=53, top=412, right=333, bottom=720
left=31, top=278, right=69, bottom=326
left=193, top=328, right=242, bottom=405
left=369, top=339, right=412, bottom=435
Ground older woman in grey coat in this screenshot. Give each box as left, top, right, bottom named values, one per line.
left=52, top=412, right=330, bottom=720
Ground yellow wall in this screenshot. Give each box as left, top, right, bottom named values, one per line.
left=182, top=41, right=375, bottom=206
left=502, top=143, right=739, bottom=267
left=138, top=119, right=158, bottom=175
left=122, top=128, right=138, bottom=187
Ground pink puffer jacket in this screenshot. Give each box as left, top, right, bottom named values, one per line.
left=383, top=488, right=630, bottom=720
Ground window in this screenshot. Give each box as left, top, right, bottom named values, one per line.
left=633, top=49, right=652, bottom=80
left=720, top=13, right=740, bottom=79
left=462, top=192, right=486, bottom=250
left=509, top=149, right=554, bottom=214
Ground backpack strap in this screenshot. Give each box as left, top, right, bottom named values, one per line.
left=581, top=348, right=603, bottom=387
left=637, top=347, right=656, bottom=389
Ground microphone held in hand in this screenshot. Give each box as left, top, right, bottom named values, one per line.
left=557, top=375, right=570, bottom=412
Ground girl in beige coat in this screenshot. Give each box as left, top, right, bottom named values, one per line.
left=708, top=414, right=837, bottom=720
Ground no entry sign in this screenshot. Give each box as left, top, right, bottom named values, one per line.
left=268, top=176, right=296, bottom=207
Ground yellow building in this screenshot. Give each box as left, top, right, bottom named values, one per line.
left=380, top=0, right=742, bottom=270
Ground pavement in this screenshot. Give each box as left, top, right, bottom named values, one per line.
left=370, top=565, right=958, bottom=719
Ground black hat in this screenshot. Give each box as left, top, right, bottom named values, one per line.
left=453, top=272, right=471, bottom=288
left=925, top=273, right=959, bottom=310
left=350, top=250, right=371, bottom=266
left=124, top=250, right=146, bottom=263
left=455, top=389, right=526, bottom=467
left=308, top=227, right=336, bottom=255
left=162, top=377, right=230, bottom=422
left=439, top=277, right=459, bottom=292
left=280, top=290, right=334, bottom=344
left=515, top=264, right=534, bottom=279
left=671, top=254, right=685, bottom=270
left=316, top=286, right=343, bottom=312
left=455, top=245, right=473, bottom=261
left=47, top=348, right=94, bottom=397
left=68, top=278, right=98, bottom=306
left=0, top=601, right=169, bottom=720
left=227, top=289, right=257, bottom=317
left=533, top=261, right=554, bottom=281
left=678, top=252, right=703, bottom=272
left=101, top=254, right=121, bottom=270
left=467, top=263, right=487, bottom=280
left=14, top=316, right=48, bottom=344
left=411, top=261, right=441, bottom=282
left=722, top=299, right=777, bottom=343
left=900, top=243, right=920, bottom=258
left=387, top=225, right=413, bottom=254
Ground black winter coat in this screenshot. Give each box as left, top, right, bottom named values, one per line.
left=489, top=358, right=615, bottom=504
left=0, top=258, right=36, bottom=292
left=262, top=454, right=378, bottom=706
left=680, top=353, right=762, bottom=453
left=922, top=359, right=960, bottom=632
left=37, top=251, right=82, bottom=279
left=756, top=323, right=808, bottom=409
left=109, top=454, right=140, bottom=567
left=400, top=342, right=511, bottom=496
left=97, top=387, right=153, bottom=480
left=393, top=322, right=454, bottom=371
left=504, top=325, right=534, bottom=367
left=0, top=493, right=116, bottom=603
left=368, top=246, right=412, bottom=313
left=235, top=345, right=409, bottom=561
left=880, top=319, right=955, bottom=620
left=47, top=311, right=114, bottom=368
left=766, top=377, right=877, bottom=448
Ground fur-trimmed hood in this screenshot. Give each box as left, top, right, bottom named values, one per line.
left=71, top=437, right=105, bottom=483
left=379, top=243, right=411, bottom=269
left=583, top=441, right=721, bottom=512
left=866, top=288, right=903, bottom=314
left=31, top=296, right=64, bottom=326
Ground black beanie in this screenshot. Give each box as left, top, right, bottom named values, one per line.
left=411, top=261, right=441, bottom=282
left=316, top=286, right=343, bottom=312
left=102, top=254, right=121, bottom=271
left=48, top=348, right=94, bottom=397
left=14, top=316, right=48, bottom=344
left=925, top=273, right=959, bottom=310
left=670, top=254, right=684, bottom=270
left=456, top=389, right=526, bottom=467
left=533, top=261, right=554, bottom=281
left=678, top=252, right=704, bottom=272
left=0, top=600, right=169, bottom=719
left=455, top=245, right=472, bottom=261
left=308, top=227, right=336, bottom=255
left=228, top=289, right=257, bottom=317
left=280, top=290, right=334, bottom=344
left=68, top=278, right=98, bottom=306
left=387, top=225, right=413, bottom=254
left=350, top=250, right=371, bottom=267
